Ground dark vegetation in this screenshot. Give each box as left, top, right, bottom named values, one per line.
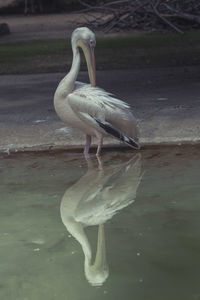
left=0, top=0, right=79, bottom=14
left=0, top=31, right=200, bottom=74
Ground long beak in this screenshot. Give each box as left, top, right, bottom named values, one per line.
left=78, top=41, right=96, bottom=87
left=93, top=224, right=108, bottom=271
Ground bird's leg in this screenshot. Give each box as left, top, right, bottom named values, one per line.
left=96, top=137, right=103, bottom=156
left=96, top=155, right=104, bottom=171
left=84, top=134, right=92, bottom=158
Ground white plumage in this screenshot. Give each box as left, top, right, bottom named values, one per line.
left=54, top=27, right=140, bottom=156
left=60, top=154, right=143, bottom=286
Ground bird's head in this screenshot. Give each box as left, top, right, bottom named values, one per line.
left=71, top=27, right=96, bottom=87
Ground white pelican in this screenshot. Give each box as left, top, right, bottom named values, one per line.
left=60, top=154, right=143, bottom=286
left=54, top=27, right=140, bottom=156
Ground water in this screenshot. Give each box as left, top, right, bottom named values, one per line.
left=0, top=146, right=200, bottom=300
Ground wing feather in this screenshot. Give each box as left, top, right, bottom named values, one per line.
left=70, top=83, right=139, bottom=140
left=74, top=83, right=130, bottom=110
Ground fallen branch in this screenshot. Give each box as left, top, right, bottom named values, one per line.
left=150, top=2, right=184, bottom=34
left=163, top=4, right=200, bottom=25
left=76, top=0, right=200, bottom=33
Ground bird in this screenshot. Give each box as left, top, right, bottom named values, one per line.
left=54, top=27, right=140, bottom=157
left=60, top=153, right=143, bottom=286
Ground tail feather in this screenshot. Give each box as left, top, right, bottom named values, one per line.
left=94, top=118, right=140, bottom=150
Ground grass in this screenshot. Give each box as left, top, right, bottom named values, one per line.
left=0, top=31, right=200, bottom=74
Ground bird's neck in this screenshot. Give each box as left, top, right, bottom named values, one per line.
left=60, top=46, right=81, bottom=95
left=69, top=46, right=81, bottom=85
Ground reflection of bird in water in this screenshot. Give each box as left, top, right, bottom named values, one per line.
left=54, top=27, right=140, bottom=157
left=60, top=154, right=143, bottom=286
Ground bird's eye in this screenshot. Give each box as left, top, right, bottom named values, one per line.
left=89, top=39, right=96, bottom=48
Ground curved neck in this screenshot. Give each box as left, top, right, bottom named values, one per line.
left=60, top=45, right=81, bottom=95
left=69, top=45, right=81, bottom=84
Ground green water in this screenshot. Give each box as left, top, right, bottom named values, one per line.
left=0, top=146, right=200, bottom=300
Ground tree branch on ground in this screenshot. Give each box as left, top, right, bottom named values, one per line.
left=76, top=0, right=200, bottom=33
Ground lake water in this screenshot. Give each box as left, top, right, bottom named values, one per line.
left=0, top=146, right=200, bottom=300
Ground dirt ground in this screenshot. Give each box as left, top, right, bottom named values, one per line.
left=0, top=13, right=107, bottom=43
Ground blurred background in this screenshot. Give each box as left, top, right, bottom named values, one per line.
left=0, top=0, right=200, bottom=74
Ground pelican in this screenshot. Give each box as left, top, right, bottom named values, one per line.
left=54, top=27, right=140, bottom=156
left=60, top=154, right=143, bottom=286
